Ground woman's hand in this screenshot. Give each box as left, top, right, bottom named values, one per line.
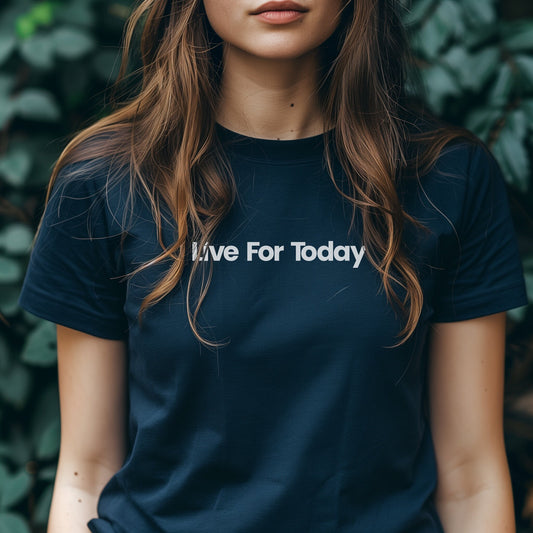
left=47, top=325, right=127, bottom=533
left=428, top=312, right=515, bottom=533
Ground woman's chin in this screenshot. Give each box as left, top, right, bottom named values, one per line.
left=224, top=41, right=320, bottom=63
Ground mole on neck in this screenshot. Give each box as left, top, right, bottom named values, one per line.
left=216, top=45, right=326, bottom=140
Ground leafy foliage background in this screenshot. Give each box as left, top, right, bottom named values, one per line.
left=0, top=0, right=532, bottom=531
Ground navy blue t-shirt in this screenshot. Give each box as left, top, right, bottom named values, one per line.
left=19, top=125, right=528, bottom=533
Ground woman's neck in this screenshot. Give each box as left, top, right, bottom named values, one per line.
left=216, top=45, right=325, bottom=140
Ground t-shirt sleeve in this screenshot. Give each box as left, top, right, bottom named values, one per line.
left=18, top=162, right=128, bottom=340
left=431, top=143, right=529, bottom=322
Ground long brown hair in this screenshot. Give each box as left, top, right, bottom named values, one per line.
left=43, top=0, right=476, bottom=348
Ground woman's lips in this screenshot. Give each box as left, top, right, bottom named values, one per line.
left=255, top=10, right=306, bottom=23
left=251, top=1, right=308, bottom=24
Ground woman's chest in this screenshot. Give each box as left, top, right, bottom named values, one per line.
left=117, top=166, right=444, bottom=388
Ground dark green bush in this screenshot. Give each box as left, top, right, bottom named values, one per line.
left=0, top=1, right=532, bottom=531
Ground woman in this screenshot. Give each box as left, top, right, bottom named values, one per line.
left=19, top=0, right=528, bottom=531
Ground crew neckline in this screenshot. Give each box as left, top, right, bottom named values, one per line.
left=215, top=123, right=332, bottom=164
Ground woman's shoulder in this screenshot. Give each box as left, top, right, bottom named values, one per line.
left=51, top=126, right=133, bottom=192
left=53, top=130, right=128, bottom=187
left=400, top=109, right=499, bottom=192
left=45, top=151, right=132, bottom=238
left=21, top=150, right=131, bottom=341
left=420, top=139, right=504, bottom=208
left=401, top=103, right=493, bottom=178
left=430, top=139, right=493, bottom=182
left=398, top=110, right=511, bottom=234
left=53, top=157, right=118, bottom=195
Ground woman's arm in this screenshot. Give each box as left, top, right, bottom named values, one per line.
left=47, top=325, right=127, bottom=533
left=428, top=312, right=515, bottom=533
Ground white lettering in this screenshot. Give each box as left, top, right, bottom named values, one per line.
left=317, top=241, right=335, bottom=261
left=247, top=242, right=261, bottom=261
left=292, top=241, right=365, bottom=268
left=224, top=245, right=239, bottom=261
left=301, top=245, right=317, bottom=261
left=192, top=242, right=240, bottom=262
left=192, top=241, right=365, bottom=268
left=247, top=242, right=285, bottom=262
left=291, top=242, right=306, bottom=261
left=333, top=245, right=350, bottom=262
left=351, top=245, right=366, bottom=269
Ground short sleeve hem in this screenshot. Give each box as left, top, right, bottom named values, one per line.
left=19, top=285, right=128, bottom=341
left=431, top=282, right=529, bottom=323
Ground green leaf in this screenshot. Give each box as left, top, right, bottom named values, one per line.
left=0, top=75, right=15, bottom=96
left=488, top=63, right=514, bottom=106
left=15, top=2, right=57, bottom=40
left=462, top=0, right=496, bottom=27
left=0, top=447, right=11, bottom=462
left=36, top=418, right=60, bottom=460
left=14, top=89, right=61, bottom=122
left=31, top=384, right=60, bottom=460
left=421, top=63, right=461, bottom=114
left=515, top=55, right=533, bottom=88
left=467, top=47, right=500, bottom=91
left=441, top=45, right=469, bottom=74
left=415, top=16, right=448, bottom=59
left=463, top=23, right=497, bottom=50
left=0, top=224, right=34, bottom=255
left=522, top=99, right=533, bottom=123
left=19, top=34, right=55, bottom=70
left=492, top=114, right=530, bottom=191
left=522, top=254, right=533, bottom=272
left=0, top=256, right=23, bottom=284
left=402, top=0, right=434, bottom=26
left=412, top=0, right=465, bottom=59
left=503, top=21, right=533, bottom=52
left=0, top=5, right=28, bottom=36
left=0, top=512, right=31, bottom=533
left=22, top=310, right=44, bottom=327
left=434, top=0, right=464, bottom=35
left=507, top=305, right=528, bottom=323
left=506, top=108, right=528, bottom=140
left=437, top=42, right=499, bottom=95
left=413, top=0, right=464, bottom=59
left=37, top=466, right=56, bottom=482
left=30, top=2, right=56, bottom=27
left=0, top=149, right=32, bottom=187
left=0, top=97, right=15, bottom=130
left=15, top=16, right=37, bottom=40
left=0, top=337, right=10, bottom=373
left=52, top=27, right=95, bottom=60
left=524, top=270, right=533, bottom=304
left=0, top=363, right=32, bottom=409
left=0, top=469, right=32, bottom=511
left=21, top=321, right=57, bottom=367
left=56, top=1, right=95, bottom=27
left=433, top=0, right=465, bottom=41
left=0, top=433, right=32, bottom=468
left=0, top=285, right=21, bottom=317
left=34, top=483, right=53, bottom=526
left=0, top=35, right=16, bottom=65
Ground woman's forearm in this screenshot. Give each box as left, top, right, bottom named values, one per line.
left=434, top=467, right=516, bottom=533
left=47, top=482, right=100, bottom=533
left=47, top=457, right=117, bottom=533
